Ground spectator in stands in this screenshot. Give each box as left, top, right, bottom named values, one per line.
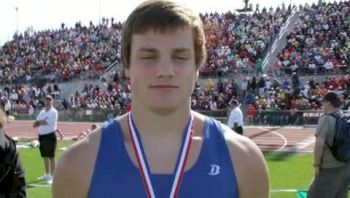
left=247, top=104, right=257, bottom=125
left=276, top=1, right=350, bottom=76
left=256, top=58, right=263, bottom=75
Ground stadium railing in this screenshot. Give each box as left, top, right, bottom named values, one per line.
left=243, top=109, right=350, bottom=126
left=280, top=65, right=349, bottom=76
left=11, top=108, right=350, bottom=126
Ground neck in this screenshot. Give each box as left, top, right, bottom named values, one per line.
left=46, top=106, right=51, bottom=111
left=325, top=108, right=339, bottom=114
left=130, top=104, right=192, bottom=137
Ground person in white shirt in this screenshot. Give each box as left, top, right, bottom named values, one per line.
left=3, top=98, right=11, bottom=116
left=33, top=95, right=58, bottom=184
left=228, top=99, right=244, bottom=135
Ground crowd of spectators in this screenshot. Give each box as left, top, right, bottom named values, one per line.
left=242, top=74, right=350, bottom=124
left=191, top=78, right=239, bottom=111
left=0, top=83, right=62, bottom=116
left=64, top=81, right=131, bottom=115
left=0, top=18, right=122, bottom=84
left=201, top=7, right=290, bottom=76
left=2, top=2, right=350, bottom=125
left=1, top=73, right=349, bottom=125
left=0, top=81, right=131, bottom=117
left=0, top=6, right=291, bottom=84
left=274, top=1, right=350, bottom=76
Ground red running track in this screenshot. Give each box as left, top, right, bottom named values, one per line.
left=4, top=121, right=315, bottom=153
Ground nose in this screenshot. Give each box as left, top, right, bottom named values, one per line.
left=156, top=58, right=175, bottom=78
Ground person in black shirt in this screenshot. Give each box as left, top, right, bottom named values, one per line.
left=0, top=108, right=26, bottom=197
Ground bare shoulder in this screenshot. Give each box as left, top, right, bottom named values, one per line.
left=221, top=124, right=261, bottom=156
left=221, top=124, right=269, bottom=198
left=52, top=126, right=102, bottom=198
left=192, top=111, right=206, bottom=125
left=191, top=111, right=207, bottom=136
left=192, top=111, right=206, bottom=121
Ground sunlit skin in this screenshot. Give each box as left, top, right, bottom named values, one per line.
left=125, top=27, right=198, bottom=116
left=52, top=21, right=269, bottom=198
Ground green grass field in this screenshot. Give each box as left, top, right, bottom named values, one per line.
left=266, top=152, right=313, bottom=198
left=18, top=141, right=316, bottom=198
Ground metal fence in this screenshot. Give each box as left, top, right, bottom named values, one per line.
left=241, top=109, right=350, bottom=126
left=12, top=109, right=121, bottom=122
left=11, top=108, right=349, bottom=126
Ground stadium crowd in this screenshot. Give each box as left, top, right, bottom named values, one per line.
left=242, top=74, right=350, bottom=124
left=0, top=2, right=350, bottom=125
left=0, top=19, right=123, bottom=84
left=1, top=7, right=291, bottom=84
left=200, top=7, right=290, bottom=76
left=274, top=1, right=350, bottom=76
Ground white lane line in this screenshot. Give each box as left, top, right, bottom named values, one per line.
left=289, top=136, right=315, bottom=152
left=271, top=131, right=288, bottom=151
left=28, top=184, right=51, bottom=188
left=258, top=127, right=288, bottom=152
left=270, top=189, right=304, bottom=193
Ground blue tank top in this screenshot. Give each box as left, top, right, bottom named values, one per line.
left=88, top=117, right=239, bottom=197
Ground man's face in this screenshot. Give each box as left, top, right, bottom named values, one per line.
left=126, top=26, right=198, bottom=115
left=321, top=100, right=331, bottom=112
left=45, top=98, right=53, bottom=108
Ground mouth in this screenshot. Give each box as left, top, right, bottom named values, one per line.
left=149, top=85, right=179, bottom=89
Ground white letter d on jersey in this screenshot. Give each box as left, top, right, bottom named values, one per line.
left=208, top=164, right=220, bottom=176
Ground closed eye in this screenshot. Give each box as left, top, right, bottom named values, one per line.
left=141, top=56, right=156, bottom=60
left=174, top=56, right=189, bottom=60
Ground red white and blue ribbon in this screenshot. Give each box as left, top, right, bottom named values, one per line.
left=128, top=112, right=194, bottom=198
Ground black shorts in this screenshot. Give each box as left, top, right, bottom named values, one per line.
left=234, top=126, right=244, bottom=135
left=38, top=132, right=57, bottom=158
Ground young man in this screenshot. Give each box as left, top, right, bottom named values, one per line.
left=308, top=92, right=350, bottom=198
left=53, top=1, right=269, bottom=197
left=33, top=95, right=58, bottom=185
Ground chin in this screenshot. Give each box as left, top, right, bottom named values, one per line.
left=149, top=106, right=178, bottom=116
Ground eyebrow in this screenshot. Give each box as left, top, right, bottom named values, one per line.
left=137, top=48, right=192, bottom=53
left=137, top=48, right=157, bottom=53
left=173, top=48, right=191, bottom=53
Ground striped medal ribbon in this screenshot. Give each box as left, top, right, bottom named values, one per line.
left=128, top=113, right=194, bottom=198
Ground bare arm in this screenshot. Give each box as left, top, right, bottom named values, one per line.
left=313, top=136, right=325, bottom=175
left=33, top=119, right=48, bottom=128
left=53, top=129, right=101, bottom=198
left=223, top=125, right=269, bottom=198
left=313, top=116, right=328, bottom=173
left=36, top=120, right=48, bottom=125
left=56, top=129, right=64, bottom=139
left=34, top=111, right=58, bottom=127
left=52, top=143, right=89, bottom=198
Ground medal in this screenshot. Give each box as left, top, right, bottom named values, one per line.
left=128, top=112, right=194, bottom=198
